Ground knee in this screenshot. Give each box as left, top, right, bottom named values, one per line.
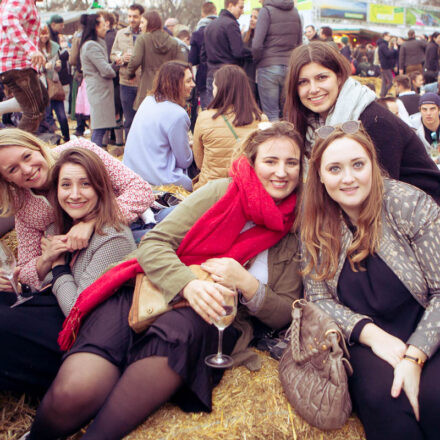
left=46, top=375, right=93, bottom=414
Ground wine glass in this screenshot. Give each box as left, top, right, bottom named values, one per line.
left=0, top=242, right=33, bottom=308
left=205, top=285, right=238, bottom=369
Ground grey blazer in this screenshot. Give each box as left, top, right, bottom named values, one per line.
left=80, top=38, right=116, bottom=129
left=43, top=224, right=136, bottom=316
left=303, top=178, right=440, bottom=358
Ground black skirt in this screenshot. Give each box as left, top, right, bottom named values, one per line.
left=67, top=286, right=240, bottom=412
left=0, top=290, right=65, bottom=394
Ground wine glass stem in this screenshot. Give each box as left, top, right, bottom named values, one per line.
left=8, top=276, right=19, bottom=296
left=216, top=329, right=224, bottom=358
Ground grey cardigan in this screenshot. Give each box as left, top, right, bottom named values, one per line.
left=303, top=178, right=440, bottom=358
left=43, top=224, right=136, bottom=316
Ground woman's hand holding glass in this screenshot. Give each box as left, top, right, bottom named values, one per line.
left=0, top=266, right=20, bottom=293
left=201, top=257, right=259, bottom=301
left=182, top=279, right=233, bottom=324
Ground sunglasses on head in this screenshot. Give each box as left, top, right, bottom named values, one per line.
left=315, top=120, right=361, bottom=140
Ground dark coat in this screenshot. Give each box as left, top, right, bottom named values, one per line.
left=399, top=38, right=427, bottom=71
left=203, top=9, right=252, bottom=73
left=398, top=92, right=420, bottom=115
left=251, top=0, right=302, bottom=68
left=359, top=101, right=440, bottom=204
left=189, top=16, right=217, bottom=92
left=425, top=41, right=439, bottom=73
left=377, top=38, right=397, bottom=70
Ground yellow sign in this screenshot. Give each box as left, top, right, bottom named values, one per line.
left=369, top=4, right=404, bottom=25
left=296, top=0, right=313, bottom=11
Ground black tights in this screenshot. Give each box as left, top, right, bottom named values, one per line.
left=28, top=353, right=182, bottom=440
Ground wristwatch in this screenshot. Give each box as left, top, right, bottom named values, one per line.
left=403, top=354, right=425, bottom=367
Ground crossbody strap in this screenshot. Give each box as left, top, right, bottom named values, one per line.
left=222, top=115, right=240, bottom=141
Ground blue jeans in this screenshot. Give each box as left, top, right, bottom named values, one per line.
left=256, top=65, right=288, bottom=121
left=0, top=68, right=49, bottom=132
left=50, top=99, right=70, bottom=141
left=120, top=84, right=137, bottom=138
left=91, top=128, right=107, bottom=147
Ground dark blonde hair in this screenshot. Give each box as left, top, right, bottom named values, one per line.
left=284, top=41, right=352, bottom=138
left=0, top=129, right=55, bottom=216
left=301, top=123, right=384, bottom=280
left=50, top=148, right=123, bottom=235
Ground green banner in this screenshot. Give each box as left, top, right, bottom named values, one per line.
left=369, top=4, right=404, bottom=25
left=406, top=7, right=440, bottom=26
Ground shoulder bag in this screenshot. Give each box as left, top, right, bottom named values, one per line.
left=129, top=265, right=213, bottom=333
left=278, top=299, right=353, bottom=430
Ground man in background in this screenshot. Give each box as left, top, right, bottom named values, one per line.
left=203, top=0, right=251, bottom=103
left=399, top=29, right=427, bottom=75
left=0, top=0, right=48, bottom=133
left=111, top=3, right=144, bottom=138
left=304, top=25, right=319, bottom=43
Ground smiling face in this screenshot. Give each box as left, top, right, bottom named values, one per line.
left=0, top=146, right=49, bottom=190
left=254, top=136, right=301, bottom=202
left=57, top=163, right=98, bottom=222
left=249, top=9, right=259, bottom=29
left=96, top=16, right=107, bottom=39
left=319, top=136, right=372, bottom=223
left=181, top=68, right=195, bottom=99
left=128, top=8, right=141, bottom=32
left=297, top=62, right=341, bottom=118
left=140, top=16, right=148, bottom=33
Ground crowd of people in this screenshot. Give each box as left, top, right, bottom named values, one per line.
left=1, top=0, right=440, bottom=440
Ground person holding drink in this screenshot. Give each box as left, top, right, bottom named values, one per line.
left=25, top=121, right=303, bottom=440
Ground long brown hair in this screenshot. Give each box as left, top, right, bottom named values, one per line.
left=39, top=25, right=52, bottom=53
left=284, top=41, right=352, bottom=138
left=209, top=64, right=262, bottom=126
left=151, top=60, right=191, bottom=107
left=301, top=123, right=384, bottom=280
left=144, top=10, right=162, bottom=32
left=50, top=148, right=124, bottom=235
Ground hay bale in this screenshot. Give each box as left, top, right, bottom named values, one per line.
left=126, top=350, right=365, bottom=440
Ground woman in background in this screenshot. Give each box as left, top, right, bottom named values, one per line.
left=123, top=61, right=194, bottom=191
left=301, top=121, right=440, bottom=440
left=192, top=64, right=266, bottom=190
left=79, top=14, right=116, bottom=147
left=242, top=8, right=260, bottom=102
left=127, top=10, right=184, bottom=111
left=39, top=25, right=70, bottom=143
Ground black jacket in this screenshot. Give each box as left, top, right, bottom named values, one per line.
left=189, top=16, right=216, bottom=91
left=360, top=101, right=440, bottom=204
left=203, top=9, right=252, bottom=73
left=425, top=41, right=439, bottom=73
left=377, top=38, right=397, bottom=70
left=398, top=92, right=420, bottom=115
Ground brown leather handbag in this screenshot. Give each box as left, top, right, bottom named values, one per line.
left=278, top=299, right=353, bottom=430
left=128, top=265, right=212, bottom=333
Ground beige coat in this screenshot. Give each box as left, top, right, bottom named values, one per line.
left=110, top=27, right=141, bottom=87
left=192, top=110, right=268, bottom=190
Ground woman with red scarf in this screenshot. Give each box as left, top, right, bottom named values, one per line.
left=26, top=122, right=304, bottom=440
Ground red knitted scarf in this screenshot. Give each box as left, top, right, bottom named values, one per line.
left=58, top=157, right=296, bottom=350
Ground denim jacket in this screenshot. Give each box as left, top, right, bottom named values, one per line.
left=303, top=178, right=440, bottom=358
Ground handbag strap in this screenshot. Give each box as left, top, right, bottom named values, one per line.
left=222, top=115, right=240, bottom=141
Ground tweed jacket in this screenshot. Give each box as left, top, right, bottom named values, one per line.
left=303, top=179, right=440, bottom=358
left=131, top=178, right=302, bottom=368
left=42, top=225, right=136, bottom=317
